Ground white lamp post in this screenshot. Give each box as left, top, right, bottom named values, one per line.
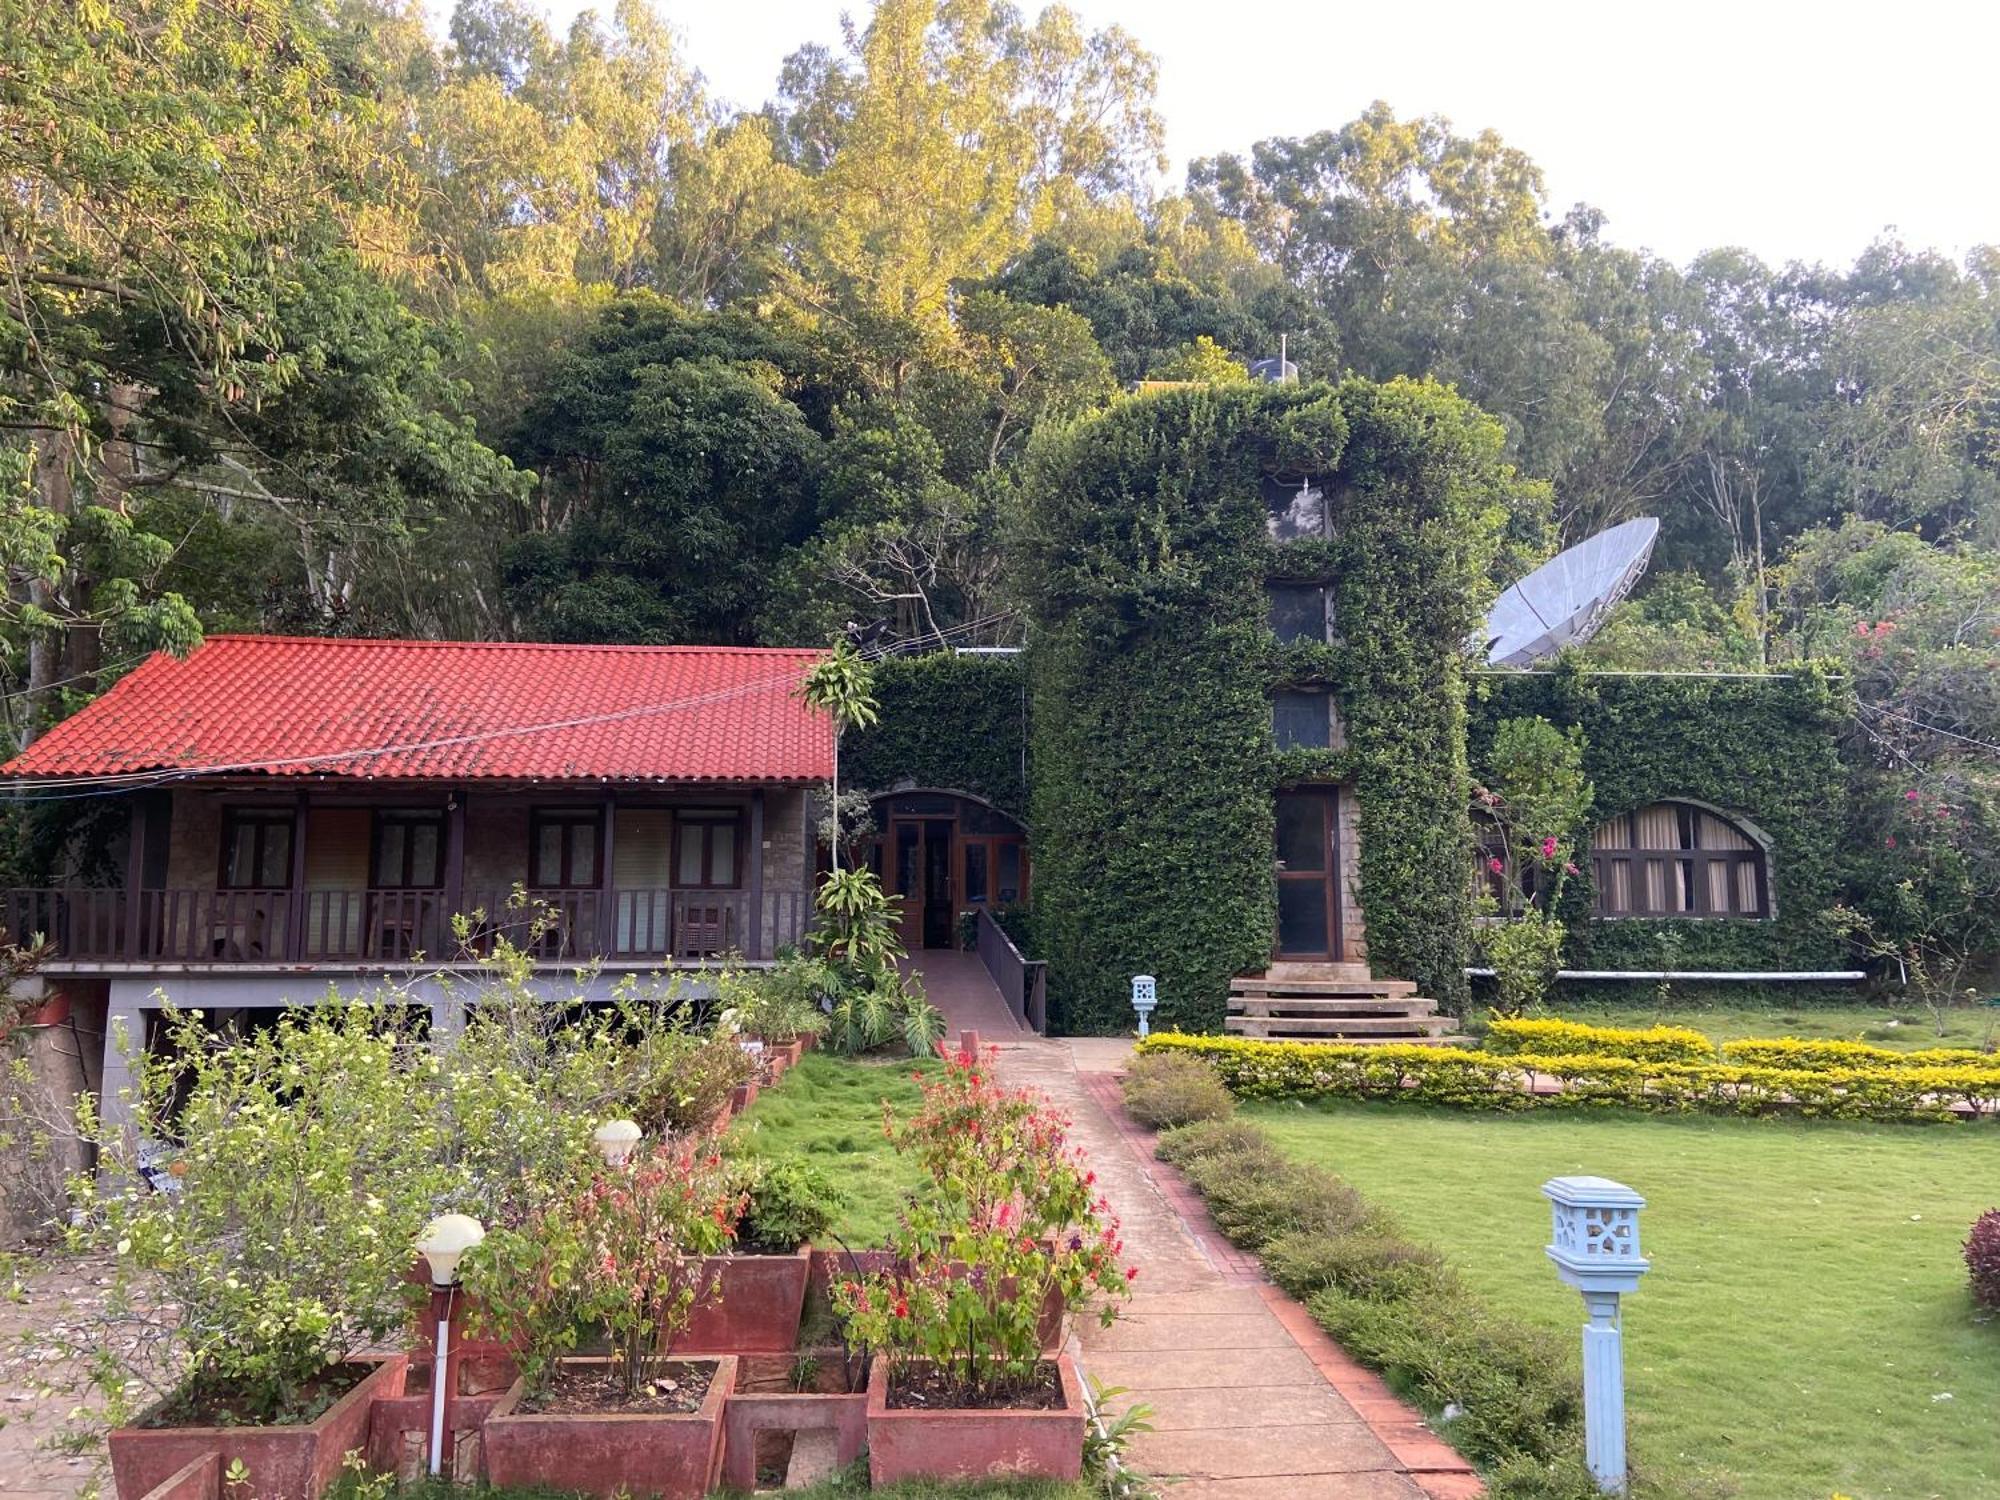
left=593, top=1118, right=642, bottom=1167
left=414, top=1213, right=485, bottom=1478
left=1130, top=976, right=1157, bottom=1038
left=1542, top=1176, right=1650, bottom=1494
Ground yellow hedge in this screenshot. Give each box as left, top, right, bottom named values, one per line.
left=1135, top=1032, right=2000, bottom=1123
left=1720, top=1037, right=2000, bottom=1072
left=1482, top=1016, right=1716, bottom=1064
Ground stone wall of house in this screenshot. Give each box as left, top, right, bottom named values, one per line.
left=760, top=787, right=811, bottom=953
left=162, top=788, right=221, bottom=891
left=1338, top=785, right=1367, bottom=963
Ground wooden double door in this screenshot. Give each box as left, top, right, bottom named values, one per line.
left=872, top=794, right=1030, bottom=950
left=1274, top=787, right=1345, bottom=961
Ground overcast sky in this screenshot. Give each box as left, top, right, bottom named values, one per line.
left=443, top=0, right=1999, bottom=269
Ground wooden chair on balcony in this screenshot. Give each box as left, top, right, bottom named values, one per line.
left=676, top=900, right=731, bottom=960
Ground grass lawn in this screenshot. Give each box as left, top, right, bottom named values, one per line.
left=1484, top=999, right=2000, bottom=1052
left=725, top=1051, right=940, bottom=1246
left=1250, top=1101, right=2000, bottom=1500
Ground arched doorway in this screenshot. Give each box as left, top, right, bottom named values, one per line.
left=865, top=791, right=1029, bottom=950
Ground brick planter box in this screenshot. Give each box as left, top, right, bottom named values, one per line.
left=719, top=1349, right=869, bottom=1492
left=482, top=1355, right=736, bottom=1500
left=865, top=1354, right=1086, bottom=1485
left=675, top=1246, right=812, bottom=1354
left=108, top=1354, right=407, bottom=1500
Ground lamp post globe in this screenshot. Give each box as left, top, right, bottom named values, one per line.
left=415, top=1213, right=485, bottom=1289
left=593, top=1118, right=643, bottom=1167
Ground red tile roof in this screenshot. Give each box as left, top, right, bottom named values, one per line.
left=2, top=636, right=834, bottom=784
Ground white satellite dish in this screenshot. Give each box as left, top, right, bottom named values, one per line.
left=1480, top=517, right=1660, bottom=667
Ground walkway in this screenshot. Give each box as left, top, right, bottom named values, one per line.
left=904, top=948, right=1028, bottom=1039
left=986, top=1033, right=1481, bottom=1500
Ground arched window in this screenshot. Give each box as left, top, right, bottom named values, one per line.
left=1590, top=802, right=1769, bottom=919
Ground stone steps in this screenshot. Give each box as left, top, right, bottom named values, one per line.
left=1224, top=1000, right=1432, bottom=1024
left=1224, top=970, right=1458, bottom=1045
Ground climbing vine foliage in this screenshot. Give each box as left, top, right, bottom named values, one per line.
left=1017, top=380, right=1527, bottom=1032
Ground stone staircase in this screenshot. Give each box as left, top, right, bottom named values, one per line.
left=1225, top=962, right=1458, bottom=1044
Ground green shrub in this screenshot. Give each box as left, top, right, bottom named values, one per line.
left=737, top=1156, right=845, bottom=1251
left=631, top=1030, right=757, bottom=1133
left=1120, top=1051, right=1236, bottom=1129
left=1485, top=1016, right=1717, bottom=1064
left=1263, top=1228, right=1452, bottom=1303
left=1312, top=1286, right=1580, bottom=1467
left=1193, top=1159, right=1371, bottom=1251
left=1154, top=1117, right=1280, bottom=1171
left=717, top=959, right=831, bottom=1043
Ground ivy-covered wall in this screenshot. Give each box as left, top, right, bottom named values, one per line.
left=844, top=651, right=1029, bottom=817
left=1470, top=664, right=1853, bottom=979
left=1017, top=379, right=1521, bottom=1033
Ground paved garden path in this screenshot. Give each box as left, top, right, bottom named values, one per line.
left=977, top=1030, right=1482, bottom=1500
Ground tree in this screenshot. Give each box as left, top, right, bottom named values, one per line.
left=799, top=638, right=881, bottom=868
left=1, top=0, right=398, bottom=741
left=494, top=294, right=864, bottom=643
left=1477, top=717, right=1592, bottom=1014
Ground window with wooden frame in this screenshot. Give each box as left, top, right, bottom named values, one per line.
left=674, top=809, right=743, bottom=889
left=1590, top=802, right=1769, bottom=919
left=529, top=808, right=603, bottom=888
left=220, top=809, right=295, bottom=889
left=372, top=811, right=447, bottom=889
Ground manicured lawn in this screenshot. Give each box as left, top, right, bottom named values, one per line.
left=1489, top=1000, right=2000, bottom=1052
left=725, top=1051, right=940, bottom=1246
left=1250, top=1100, right=2000, bottom=1499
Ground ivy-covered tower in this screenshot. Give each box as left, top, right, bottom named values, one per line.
left=1018, top=379, right=1531, bottom=1033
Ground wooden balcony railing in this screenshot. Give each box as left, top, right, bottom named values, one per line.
left=0, top=886, right=811, bottom=966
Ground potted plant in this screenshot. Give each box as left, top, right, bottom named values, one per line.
left=473, top=1139, right=746, bottom=1500
left=53, top=1006, right=450, bottom=1500
left=678, top=1157, right=839, bottom=1355
left=717, top=959, right=829, bottom=1075
left=834, top=1047, right=1133, bottom=1483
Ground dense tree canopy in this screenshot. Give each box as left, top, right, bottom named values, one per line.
left=4, top=0, right=1998, bottom=974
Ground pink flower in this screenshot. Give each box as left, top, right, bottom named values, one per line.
left=1540, top=835, right=1559, bottom=859
left=1564, top=861, right=1580, bottom=876
left=1905, top=789, right=1920, bottom=802
left=1884, top=834, right=1898, bottom=849
left=1487, top=857, right=1504, bottom=874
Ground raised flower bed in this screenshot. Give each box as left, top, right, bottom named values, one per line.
left=483, top=1355, right=737, bottom=1499
left=865, top=1352, right=1086, bottom=1483
left=461, top=1137, right=750, bottom=1499
left=833, top=1045, right=1132, bottom=1485
left=675, top=1245, right=811, bottom=1353
left=110, top=1356, right=407, bottom=1500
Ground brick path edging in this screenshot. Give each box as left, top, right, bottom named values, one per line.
left=1078, top=1069, right=1484, bottom=1500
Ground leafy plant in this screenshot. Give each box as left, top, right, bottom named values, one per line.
left=629, top=1029, right=757, bottom=1134
left=57, top=1005, right=455, bottom=1426
left=716, top=959, right=831, bottom=1043
left=736, top=1156, right=844, bottom=1252
left=1476, top=716, right=1592, bottom=1015
left=1083, top=1379, right=1157, bottom=1499
left=468, top=1140, right=744, bottom=1400
left=806, top=869, right=944, bottom=1055
left=1119, top=1051, right=1235, bottom=1129
left=1965, top=1208, right=2000, bottom=1310
left=831, top=1045, right=1132, bottom=1402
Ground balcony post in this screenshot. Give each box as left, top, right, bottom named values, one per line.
left=285, top=791, right=309, bottom=962
left=598, top=787, right=616, bottom=958
left=122, top=792, right=147, bottom=960
left=443, top=789, right=466, bottom=956
left=748, top=790, right=765, bottom=960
